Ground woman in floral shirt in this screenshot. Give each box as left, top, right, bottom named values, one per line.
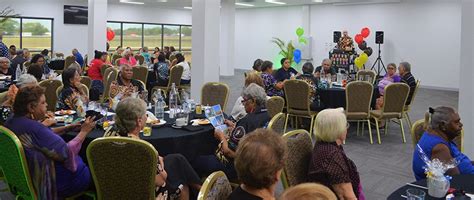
left=260, top=61, right=284, bottom=97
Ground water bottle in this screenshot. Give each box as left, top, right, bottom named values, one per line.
left=169, top=83, right=178, bottom=119
left=15, top=64, right=21, bottom=80
left=154, top=89, right=165, bottom=121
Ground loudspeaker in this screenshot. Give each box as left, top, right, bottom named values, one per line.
left=375, top=31, right=384, bottom=44
left=333, top=31, right=341, bottom=43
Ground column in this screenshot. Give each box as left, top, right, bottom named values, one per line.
left=191, top=0, right=221, bottom=100
left=301, top=5, right=312, bottom=62
left=219, top=0, right=235, bottom=76
left=87, top=0, right=107, bottom=63
left=458, top=0, right=474, bottom=157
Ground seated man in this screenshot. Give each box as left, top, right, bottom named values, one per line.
left=274, top=58, right=299, bottom=82
left=398, top=61, right=416, bottom=105
left=110, top=64, right=144, bottom=99
left=314, top=58, right=337, bottom=78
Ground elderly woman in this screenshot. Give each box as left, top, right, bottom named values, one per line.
left=296, top=62, right=324, bottom=111
left=308, top=108, right=364, bottom=200
left=58, top=67, right=88, bottom=111
left=413, top=106, right=474, bottom=180
left=0, top=57, right=13, bottom=76
left=109, top=64, right=145, bottom=99
left=118, top=48, right=137, bottom=66
left=0, top=74, right=38, bottom=124
left=230, top=72, right=267, bottom=121
left=104, top=97, right=201, bottom=200
left=5, top=85, right=96, bottom=198
left=280, top=183, right=337, bottom=200
left=193, top=83, right=270, bottom=179
left=260, top=61, right=284, bottom=97
left=229, top=129, right=286, bottom=199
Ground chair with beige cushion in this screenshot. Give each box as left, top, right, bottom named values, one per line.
left=64, top=55, right=76, bottom=70
left=100, top=64, right=112, bottom=78
left=198, top=171, right=232, bottom=200
left=404, top=80, right=421, bottom=128
left=112, top=55, right=122, bottom=66
left=101, top=68, right=119, bottom=102
left=39, top=79, right=63, bottom=112
left=87, top=137, right=157, bottom=200
left=134, top=55, right=145, bottom=65
left=370, top=83, right=410, bottom=144
left=152, top=65, right=183, bottom=98
left=281, top=129, right=313, bottom=189
left=80, top=76, right=92, bottom=90
left=283, top=80, right=317, bottom=136
left=201, top=82, right=230, bottom=111
left=266, top=96, right=285, bottom=118
left=132, top=66, right=148, bottom=85
left=267, top=112, right=287, bottom=135
left=56, top=84, right=89, bottom=99
left=345, top=81, right=374, bottom=144
left=356, top=70, right=377, bottom=85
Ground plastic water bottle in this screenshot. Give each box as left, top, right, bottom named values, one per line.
left=169, top=83, right=178, bottom=119
left=15, top=64, right=21, bottom=80
left=154, top=89, right=165, bottom=121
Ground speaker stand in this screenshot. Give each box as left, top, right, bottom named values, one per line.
left=370, top=43, right=387, bottom=76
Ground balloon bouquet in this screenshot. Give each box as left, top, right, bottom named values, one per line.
left=353, top=27, right=373, bottom=70
left=271, top=27, right=309, bottom=70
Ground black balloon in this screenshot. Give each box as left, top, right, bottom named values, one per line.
left=364, top=47, right=373, bottom=56
left=358, top=41, right=367, bottom=50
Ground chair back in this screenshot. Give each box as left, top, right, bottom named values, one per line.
left=356, top=70, right=377, bottom=84
left=267, top=112, right=287, bottom=135
left=112, top=55, right=122, bottom=66
left=87, top=137, right=157, bottom=200
left=23, top=61, right=31, bottom=71
left=382, top=83, right=410, bottom=114
left=454, top=130, right=464, bottom=153
left=168, top=65, right=184, bottom=88
left=346, top=81, right=373, bottom=115
left=201, top=82, right=230, bottom=111
left=284, top=80, right=311, bottom=114
left=64, top=55, right=76, bottom=70
left=411, top=119, right=426, bottom=148
left=102, top=68, right=118, bottom=101
left=39, top=79, right=63, bottom=112
left=132, top=66, right=149, bottom=84
left=83, top=54, right=88, bottom=68
left=134, top=55, right=145, bottom=65
left=405, top=80, right=421, bottom=107
left=281, top=129, right=313, bottom=189
left=100, top=64, right=112, bottom=78
left=0, top=126, right=36, bottom=200
left=115, top=59, right=121, bottom=66
left=80, top=76, right=92, bottom=90
left=266, top=96, right=285, bottom=118
left=56, top=84, right=89, bottom=99
left=197, top=171, right=232, bottom=200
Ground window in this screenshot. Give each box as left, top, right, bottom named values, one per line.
left=122, top=23, right=142, bottom=51
left=144, top=24, right=162, bottom=50
left=163, top=25, right=180, bottom=50
left=107, top=22, right=122, bottom=51
left=0, top=17, right=53, bottom=53
left=181, top=26, right=192, bottom=62
left=1, top=18, right=20, bottom=48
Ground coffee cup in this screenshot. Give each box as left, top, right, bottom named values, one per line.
left=176, top=118, right=187, bottom=127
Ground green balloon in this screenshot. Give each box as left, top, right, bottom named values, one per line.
left=299, top=37, right=307, bottom=44
left=296, top=27, right=304, bottom=37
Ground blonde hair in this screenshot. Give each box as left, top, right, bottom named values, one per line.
left=245, top=72, right=264, bottom=87
left=314, top=108, right=347, bottom=142
left=280, top=183, right=337, bottom=200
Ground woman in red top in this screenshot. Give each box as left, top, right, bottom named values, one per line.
left=88, top=50, right=107, bottom=95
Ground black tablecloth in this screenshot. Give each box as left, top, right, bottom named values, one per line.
left=387, top=174, right=474, bottom=199
left=318, top=85, right=379, bottom=109
left=62, top=112, right=218, bottom=163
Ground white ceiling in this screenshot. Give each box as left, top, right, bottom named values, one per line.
left=110, top=0, right=401, bottom=9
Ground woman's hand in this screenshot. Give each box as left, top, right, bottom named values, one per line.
left=214, top=130, right=227, bottom=141
left=275, top=82, right=284, bottom=89
left=80, top=116, right=96, bottom=134
left=42, top=117, right=57, bottom=127
left=155, top=191, right=168, bottom=200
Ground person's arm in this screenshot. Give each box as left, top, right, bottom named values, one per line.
left=63, top=117, right=96, bottom=172
left=431, top=143, right=460, bottom=176
left=332, top=183, right=358, bottom=200
left=155, top=156, right=168, bottom=187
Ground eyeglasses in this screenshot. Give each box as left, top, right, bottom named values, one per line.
left=241, top=98, right=250, bottom=104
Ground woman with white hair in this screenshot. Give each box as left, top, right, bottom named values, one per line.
left=118, top=48, right=137, bottom=66
left=193, top=83, right=271, bottom=180
left=0, top=57, right=13, bottom=76
left=308, top=108, right=364, bottom=200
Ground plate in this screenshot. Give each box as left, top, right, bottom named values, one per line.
left=171, top=124, right=183, bottom=129
left=55, top=110, right=76, bottom=115
left=191, top=119, right=210, bottom=125
left=150, top=120, right=166, bottom=127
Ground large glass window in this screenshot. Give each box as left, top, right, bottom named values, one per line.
left=107, top=22, right=122, bottom=51
left=144, top=24, right=162, bottom=50
left=163, top=25, right=180, bottom=50
left=21, top=18, right=52, bottom=52
left=122, top=23, right=142, bottom=50
left=1, top=18, right=20, bottom=48
left=181, top=26, right=192, bottom=62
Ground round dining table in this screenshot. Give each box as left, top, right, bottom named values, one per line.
left=318, top=84, right=380, bottom=109
left=61, top=111, right=218, bottom=164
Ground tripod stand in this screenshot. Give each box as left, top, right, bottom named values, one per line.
left=370, top=43, right=386, bottom=76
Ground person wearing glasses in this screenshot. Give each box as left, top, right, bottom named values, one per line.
left=308, top=108, right=364, bottom=200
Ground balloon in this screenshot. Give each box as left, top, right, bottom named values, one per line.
left=294, top=56, right=301, bottom=64
left=299, top=37, right=307, bottom=45
left=359, top=53, right=369, bottom=63
left=358, top=41, right=367, bottom=50
left=293, top=49, right=302, bottom=64
left=361, top=27, right=370, bottom=38
left=354, top=57, right=363, bottom=69
left=355, top=34, right=364, bottom=45
left=296, top=27, right=304, bottom=37
left=364, top=47, right=373, bottom=56
left=106, top=28, right=115, bottom=41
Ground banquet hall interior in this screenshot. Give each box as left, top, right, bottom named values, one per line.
left=0, top=0, right=473, bottom=199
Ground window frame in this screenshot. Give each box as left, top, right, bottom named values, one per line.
left=2, top=16, right=54, bottom=54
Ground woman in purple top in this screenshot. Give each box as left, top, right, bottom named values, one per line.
left=5, top=85, right=96, bottom=199
left=260, top=61, right=284, bottom=97
left=375, top=63, right=401, bottom=110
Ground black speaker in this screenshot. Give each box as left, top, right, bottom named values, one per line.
left=333, top=31, right=341, bottom=43
left=375, top=31, right=384, bottom=44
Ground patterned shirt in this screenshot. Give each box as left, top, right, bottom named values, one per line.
left=109, top=76, right=144, bottom=99
left=261, top=72, right=284, bottom=97
left=155, top=62, right=169, bottom=83
left=0, top=41, right=9, bottom=58
left=296, top=73, right=320, bottom=103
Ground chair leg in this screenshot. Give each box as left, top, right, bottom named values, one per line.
left=374, top=118, right=382, bottom=144
left=399, top=118, right=406, bottom=143
left=385, top=119, right=389, bottom=135
left=406, top=112, right=412, bottom=129
left=309, top=116, right=315, bottom=140
left=284, top=114, right=290, bottom=133
left=367, top=119, right=373, bottom=144
left=362, top=122, right=365, bottom=136
left=356, top=122, right=360, bottom=136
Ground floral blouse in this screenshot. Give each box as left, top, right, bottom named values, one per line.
left=58, top=86, right=88, bottom=111
left=261, top=72, right=284, bottom=97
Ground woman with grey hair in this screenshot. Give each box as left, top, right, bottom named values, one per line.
left=413, top=106, right=473, bottom=180
left=118, top=48, right=137, bottom=66
left=104, top=97, right=202, bottom=200
left=0, top=57, right=13, bottom=76
left=193, top=83, right=270, bottom=180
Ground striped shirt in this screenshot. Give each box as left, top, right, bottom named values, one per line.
left=401, top=72, right=416, bottom=105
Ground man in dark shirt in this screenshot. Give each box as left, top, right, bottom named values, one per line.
left=274, top=58, right=299, bottom=82
left=398, top=61, right=417, bottom=105
left=315, top=58, right=337, bottom=78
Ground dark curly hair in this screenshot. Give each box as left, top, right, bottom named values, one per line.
left=13, top=85, right=45, bottom=117
left=27, top=64, right=43, bottom=82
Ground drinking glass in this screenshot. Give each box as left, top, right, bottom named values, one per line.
left=143, top=123, right=152, bottom=136
left=406, top=188, right=425, bottom=200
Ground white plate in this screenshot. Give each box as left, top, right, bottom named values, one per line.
left=152, top=120, right=166, bottom=127
left=55, top=110, right=76, bottom=115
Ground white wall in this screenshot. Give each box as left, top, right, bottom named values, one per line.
left=235, top=0, right=462, bottom=90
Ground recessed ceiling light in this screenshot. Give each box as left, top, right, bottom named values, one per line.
left=156, top=0, right=168, bottom=2
left=235, top=2, right=255, bottom=7
left=313, top=0, right=323, bottom=2
left=265, top=0, right=287, bottom=5
left=184, top=6, right=192, bottom=9
left=120, top=0, right=144, bottom=5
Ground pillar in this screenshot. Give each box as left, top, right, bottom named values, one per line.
left=87, top=0, right=107, bottom=64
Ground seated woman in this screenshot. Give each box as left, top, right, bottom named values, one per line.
left=228, top=129, right=286, bottom=200
left=27, top=64, right=45, bottom=82
left=88, top=50, right=108, bottom=93
left=5, top=85, right=96, bottom=198
left=153, top=52, right=169, bottom=87
left=104, top=97, right=201, bottom=200
left=175, top=53, right=191, bottom=85
left=0, top=57, right=14, bottom=76
left=308, top=108, right=364, bottom=200
left=230, top=72, right=267, bottom=122
left=375, top=63, right=401, bottom=110
left=193, top=83, right=270, bottom=179
left=30, top=54, right=53, bottom=79
left=248, top=58, right=263, bottom=75
left=279, top=183, right=337, bottom=200
left=118, top=49, right=137, bottom=66
left=260, top=61, right=284, bottom=97
left=109, top=64, right=145, bottom=100
left=58, top=67, right=89, bottom=111
left=296, top=62, right=324, bottom=111
left=413, top=106, right=474, bottom=180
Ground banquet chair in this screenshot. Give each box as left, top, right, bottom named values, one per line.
left=87, top=137, right=157, bottom=200
left=404, top=80, right=421, bottom=128
left=80, top=76, right=92, bottom=90
left=345, top=81, right=374, bottom=144
left=115, top=59, right=121, bottom=66
left=134, top=54, right=145, bottom=65
left=197, top=171, right=232, bottom=200
left=83, top=54, right=88, bottom=68
left=64, top=55, right=76, bottom=71
left=101, top=68, right=118, bottom=102
left=370, top=83, right=410, bottom=144
left=39, top=79, right=63, bottom=112
left=281, top=129, right=313, bottom=189
left=356, top=70, right=377, bottom=85
left=266, top=96, right=285, bottom=118
left=56, top=84, right=89, bottom=99
left=267, top=112, right=287, bottom=135
left=201, top=82, right=230, bottom=111
left=411, top=119, right=464, bottom=152
left=23, top=61, right=31, bottom=71
left=151, top=65, right=183, bottom=98
left=132, top=65, right=148, bottom=84
left=283, top=80, right=317, bottom=136
left=100, top=64, right=112, bottom=77
left=111, top=55, right=121, bottom=66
